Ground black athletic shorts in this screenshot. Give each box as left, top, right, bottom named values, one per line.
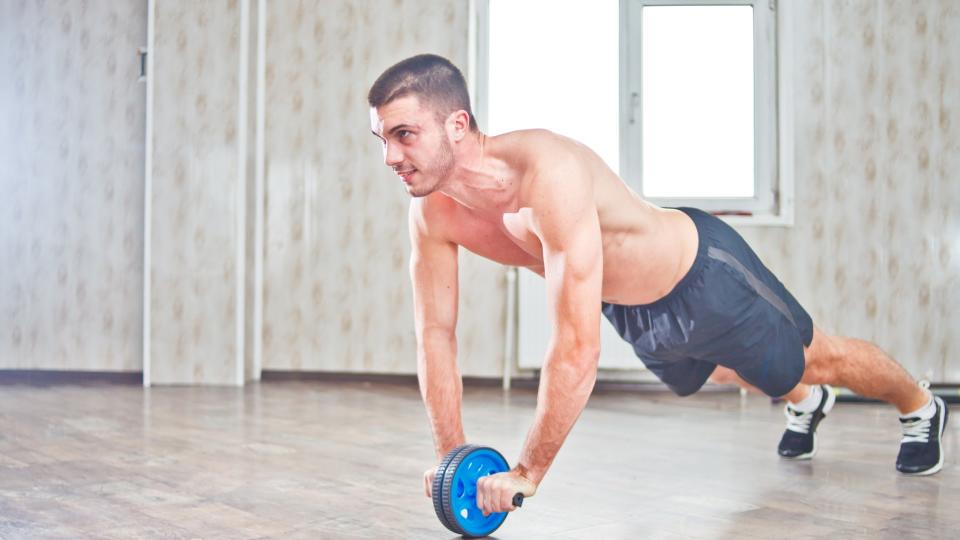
left=601, top=207, right=814, bottom=397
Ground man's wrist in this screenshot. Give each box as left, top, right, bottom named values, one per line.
left=436, top=438, right=467, bottom=460
left=513, top=461, right=544, bottom=486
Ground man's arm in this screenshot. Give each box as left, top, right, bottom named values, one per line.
left=476, top=159, right=603, bottom=514
left=518, top=161, right=603, bottom=483
left=408, top=198, right=465, bottom=461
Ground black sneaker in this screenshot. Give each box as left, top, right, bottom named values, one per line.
left=777, top=384, right=836, bottom=460
left=897, top=395, right=949, bottom=475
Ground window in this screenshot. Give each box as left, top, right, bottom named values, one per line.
left=475, top=0, right=791, bottom=224
left=485, top=0, right=620, bottom=173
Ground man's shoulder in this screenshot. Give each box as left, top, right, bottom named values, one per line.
left=502, top=130, right=587, bottom=172
left=521, top=149, right=593, bottom=202
left=494, top=128, right=569, bottom=153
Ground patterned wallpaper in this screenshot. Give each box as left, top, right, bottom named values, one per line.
left=260, top=0, right=507, bottom=376
left=148, top=0, right=244, bottom=384
left=739, top=0, right=960, bottom=383
left=0, top=0, right=146, bottom=371
left=1, top=0, right=956, bottom=384
left=258, top=0, right=955, bottom=382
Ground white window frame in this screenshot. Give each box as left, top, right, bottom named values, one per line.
left=470, top=0, right=795, bottom=226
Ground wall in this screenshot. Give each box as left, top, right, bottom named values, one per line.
left=739, top=0, right=960, bottom=382
left=2, top=0, right=955, bottom=384
left=147, top=0, right=248, bottom=384
left=513, top=0, right=959, bottom=384
left=0, top=0, right=146, bottom=371
left=259, top=0, right=508, bottom=377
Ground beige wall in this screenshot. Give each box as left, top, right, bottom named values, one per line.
left=259, top=0, right=507, bottom=377
left=147, top=0, right=247, bottom=384
left=0, top=0, right=146, bottom=371
left=2, top=0, right=957, bottom=384
left=739, top=0, right=960, bottom=382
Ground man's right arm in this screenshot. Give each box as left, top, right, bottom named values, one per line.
left=408, top=198, right=464, bottom=461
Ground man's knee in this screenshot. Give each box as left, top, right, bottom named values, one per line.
left=802, top=329, right=844, bottom=383
left=709, top=366, right=740, bottom=385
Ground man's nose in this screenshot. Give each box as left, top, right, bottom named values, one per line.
left=384, top=142, right=403, bottom=167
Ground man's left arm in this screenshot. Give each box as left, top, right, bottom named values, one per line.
left=476, top=162, right=603, bottom=515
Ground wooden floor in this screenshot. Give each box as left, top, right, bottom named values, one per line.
left=0, top=380, right=957, bottom=539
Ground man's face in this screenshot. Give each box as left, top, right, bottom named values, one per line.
left=370, top=95, right=455, bottom=198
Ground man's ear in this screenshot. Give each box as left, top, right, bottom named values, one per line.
left=446, top=109, right=471, bottom=142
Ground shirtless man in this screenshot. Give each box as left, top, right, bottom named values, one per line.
left=367, top=54, right=949, bottom=516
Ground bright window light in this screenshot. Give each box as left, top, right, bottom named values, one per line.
left=641, top=6, right=755, bottom=198
left=488, top=0, right=619, bottom=173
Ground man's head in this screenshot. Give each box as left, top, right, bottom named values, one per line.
left=368, top=54, right=477, bottom=197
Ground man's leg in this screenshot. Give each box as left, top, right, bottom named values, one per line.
left=711, top=366, right=830, bottom=459
left=711, top=327, right=929, bottom=411
left=710, top=366, right=811, bottom=404
left=713, top=328, right=940, bottom=466
left=790, top=326, right=946, bottom=474
left=800, top=326, right=927, bottom=414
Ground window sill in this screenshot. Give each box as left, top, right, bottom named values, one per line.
left=713, top=210, right=794, bottom=227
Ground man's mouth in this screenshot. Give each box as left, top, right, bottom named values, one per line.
left=395, top=169, right=417, bottom=183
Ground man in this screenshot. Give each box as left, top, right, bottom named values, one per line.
left=367, top=54, right=949, bottom=516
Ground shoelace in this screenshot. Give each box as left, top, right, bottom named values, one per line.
left=901, top=417, right=932, bottom=444
left=784, top=406, right=814, bottom=434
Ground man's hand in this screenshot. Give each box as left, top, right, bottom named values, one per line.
left=424, top=466, right=439, bottom=498
left=476, top=469, right=537, bottom=516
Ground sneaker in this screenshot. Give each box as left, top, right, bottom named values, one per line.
left=897, top=395, right=949, bottom=475
left=777, top=384, right=836, bottom=459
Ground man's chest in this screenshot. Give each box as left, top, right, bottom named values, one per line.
left=447, top=206, right=543, bottom=268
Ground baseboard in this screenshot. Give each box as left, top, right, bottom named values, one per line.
left=259, top=370, right=697, bottom=393
left=0, top=370, right=142, bottom=386
left=260, top=370, right=524, bottom=388
left=4, top=369, right=957, bottom=404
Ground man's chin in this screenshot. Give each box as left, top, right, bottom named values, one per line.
left=406, top=182, right=437, bottom=198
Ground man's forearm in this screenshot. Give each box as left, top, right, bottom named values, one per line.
left=516, top=346, right=598, bottom=485
left=418, top=332, right=466, bottom=460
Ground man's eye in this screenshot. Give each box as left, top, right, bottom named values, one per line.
left=398, top=130, right=412, bottom=139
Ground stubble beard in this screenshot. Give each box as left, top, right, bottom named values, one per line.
left=408, top=138, right=455, bottom=198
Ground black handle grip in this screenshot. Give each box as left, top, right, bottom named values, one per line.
left=512, top=493, right=524, bottom=508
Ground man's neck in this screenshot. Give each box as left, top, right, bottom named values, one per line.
left=439, top=132, right=519, bottom=214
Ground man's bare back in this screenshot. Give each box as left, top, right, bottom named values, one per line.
left=415, top=129, right=699, bottom=306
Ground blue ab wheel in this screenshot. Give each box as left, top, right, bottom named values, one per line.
left=432, top=445, right=524, bottom=538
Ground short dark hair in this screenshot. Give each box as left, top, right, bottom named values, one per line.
left=368, top=54, right=477, bottom=131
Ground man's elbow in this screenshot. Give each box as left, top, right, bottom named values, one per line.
left=580, top=345, right=601, bottom=384
left=560, top=333, right=600, bottom=362
left=550, top=341, right=600, bottom=376
left=574, top=342, right=601, bottom=365
left=558, top=344, right=599, bottom=396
